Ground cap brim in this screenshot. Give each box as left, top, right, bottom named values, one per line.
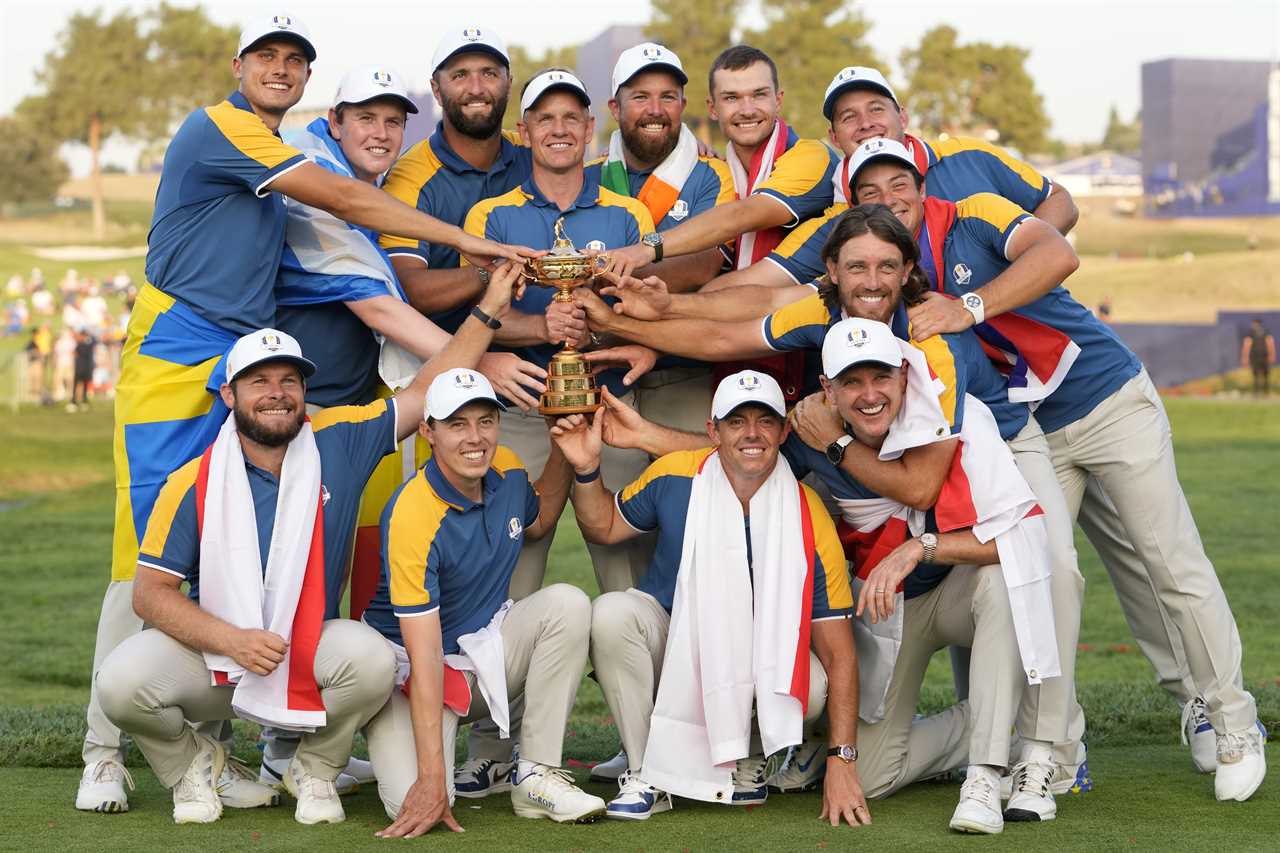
left=617, top=62, right=689, bottom=93
left=718, top=399, right=786, bottom=420
left=826, top=355, right=901, bottom=378
left=341, top=93, right=420, bottom=114
left=231, top=354, right=317, bottom=383
left=431, top=394, right=507, bottom=421
left=241, top=32, right=316, bottom=62
left=435, top=44, right=509, bottom=73
left=526, top=82, right=591, bottom=111
left=823, top=80, right=896, bottom=119
left=849, top=152, right=919, bottom=193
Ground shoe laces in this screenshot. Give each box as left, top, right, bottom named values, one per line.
left=89, top=759, right=135, bottom=791
left=959, top=773, right=997, bottom=808
left=219, top=755, right=258, bottom=787
left=1010, top=760, right=1053, bottom=797
left=1180, top=697, right=1210, bottom=745
left=456, top=757, right=492, bottom=780
left=531, top=766, right=578, bottom=795
left=732, top=755, right=768, bottom=788
left=1216, top=728, right=1261, bottom=763
left=617, top=770, right=652, bottom=795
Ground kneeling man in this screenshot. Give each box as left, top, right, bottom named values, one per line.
left=552, top=371, right=869, bottom=826
left=362, top=369, right=603, bottom=834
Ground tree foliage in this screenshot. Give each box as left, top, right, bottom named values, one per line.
left=747, top=0, right=881, bottom=140
left=143, top=2, right=239, bottom=137
left=648, top=0, right=741, bottom=139
left=1101, top=105, right=1141, bottom=155
left=899, top=25, right=1049, bottom=153
left=0, top=116, right=70, bottom=209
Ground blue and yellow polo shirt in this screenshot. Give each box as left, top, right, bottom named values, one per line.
left=145, top=91, right=308, bottom=334
left=584, top=155, right=735, bottom=232
left=616, top=447, right=852, bottom=619
left=463, top=173, right=655, bottom=400
left=363, top=448, right=540, bottom=654
left=380, top=124, right=534, bottom=334
left=136, top=400, right=399, bottom=618
left=761, top=293, right=1030, bottom=440
left=922, top=193, right=1141, bottom=434
left=765, top=135, right=1052, bottom=285
left=747, top=128, right=839, bottom=231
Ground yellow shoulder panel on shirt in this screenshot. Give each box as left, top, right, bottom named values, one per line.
left=931, top=136, right=1046, bottom=193
left=585, top=154, right=607, bottom=168
left=490, top=445, right=527, bottom=475
left=802, top=483, right=853, bottom=609
left=139, top=456, right=201, bottom=558
left=204, top=101, right=302, bottom=170
left=909, top=335, right=959, bottom=427
left=775, top=203, right=847, bottom=258
left=463, top=187, right=527, bottom=241
left=501, top=129, right=525, bottom=147
left=701, top=157, right=737, bottom=206
left=387, top=473, right=450, bottom=609
left=619, top=447, right=714, bottom=502
left=598, top=186, right=657, bottom=236
left=768, top=291, right=832, bottom=339
left=955, top=192, right=1025, bottom=233
left=312, top=399, right=388, bottom=432
left=760, top=138, right=832, bottom=196
left=379, top=139, right=444, bottom=251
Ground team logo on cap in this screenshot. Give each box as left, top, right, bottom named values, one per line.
left=372, top=70, right=392, bottom=87
left=261, top=332, right=283, bottom=351
left=670, top=199, right=689, bottom=221
left=862, top=139, right=886, bottom=154
left=837, top=67, right=857, bottom=81
left=738, top=374, right=761, bottom=392
left=642, top=45, right=663, bottom=60
left=953, top=263, right=973, bottom=286
left=454, top=371, right=478, bottom=388
left=847, top=327, right=869, bottom=347
left=271, top=14, right=293, bottom=28
left=545, top=71, right=566, bottom=82
left=462, top=27, right=482, bottom=41
left=508, top=517, right=523, bottom=539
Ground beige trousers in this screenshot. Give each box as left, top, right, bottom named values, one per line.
left=365, top=584, right=591, bottom=820
left=97, top=619, right=395, bottom=787
left=83, top=579, right=144, bottom=765
left=858, top=564, right=1024, bottom=800
left=1045, top=368, right=1255, bottom=733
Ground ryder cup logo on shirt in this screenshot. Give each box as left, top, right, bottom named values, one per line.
left=670, top=199, right=690, bottom=221
left=372, top=70, right=392, bottom=87
left=462, top=27, right=482, bottom=41
left=261, top=332, right=284, bottom=351
left=508, top=516, right=523, bottom=539
left=272, top=14, right=294, bottom=28
left=953, top=263, right=973, bottom=286
left=320, top=483, right=331, bottom=506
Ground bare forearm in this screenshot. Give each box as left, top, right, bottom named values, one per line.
left=346, top=295, right=452, bottom=361
left=133, top=575, right=239, bottom=656
left=397, top=262, right=486, bottom=316
left=595, top=312, right=770, bottom=361
left=529, top=443, right=573, bottom=541
left=632, top=422, right=707, bottom=457
left=638, top=248, right=723, bottom=293
left=814, top=622, right=858, bottom=746
left=1033, top=184, right=1079, bottom=235
left=975, top=235, right=1079, bottom=319
left=406, top=649, right=447, bottom=777
left=493, top=310, right=549, bottom=347
left=568, top=477, right=627, bottom=545
left=659, top=196, right=785, bottom=258
left=666, top=284, right=806, bottom=321
left=838, top=439, right=956, bottom=512
left=394, top=310, right=501, bottom=438
left=934, top=530, right=998, bottom=565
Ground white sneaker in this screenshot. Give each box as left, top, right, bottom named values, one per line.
left=172, top=734, right=225, bottom=824
left=1214, top=724, right=1267, bottom=802
left=730, top=755, right=769, bottom=805
left=217, top=756, right=280, bottom=808
left=767, top=736, right=826, bottom=792
left=606, top=770, right=673, bottom=821
left=259, top=750, right=367, bottom=796
left=510, top=763, right=606, bottom=823
left=283, top=759, right=345, bottom=824
left=999, top=742, right=1093, bottom=798
left=950, top=766, right=1003, bottom=834
left=76, top=759, right=135, bottom=813
left=589, top=749, right=629, bottom=783
left=1181, top=697, right=1217, bottom=774
left=1003, top=755, right=1057, bottom=822
left=454, top=756, right=516, bottom=798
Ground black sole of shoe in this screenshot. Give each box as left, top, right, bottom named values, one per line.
left=1003, top=808, right=1049, bottom=822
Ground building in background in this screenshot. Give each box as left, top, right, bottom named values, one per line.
left=1044, top=151, right=1142, bottom=199
left=1142, top=58, right=1280, bottom=217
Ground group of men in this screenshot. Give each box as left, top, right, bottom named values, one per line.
left=75, top=10, right=1267, bottom=839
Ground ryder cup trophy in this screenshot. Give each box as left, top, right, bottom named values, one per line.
left=522, top=218, right=609, bottom=416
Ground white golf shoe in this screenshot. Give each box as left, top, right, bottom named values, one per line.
left=172, top=734, right=225, bottom=824
left=589, top=750, right=629, bottom=783
left=454, top=756, right=516, bottom=798
left=510, top=763, right=606, bottom=823
left=217, top=755, right=280, bottom=808
left=606, top=770, right=673, bottom=820
left=1181, top=697, right=1217, bottom=774
left=1003, top=747, right=1057, bottom=822
left=950, top=766, right=1004, bottom=834
left=259, top=750, right=367, bottom=795
left=767, top=736, right=827, bottom=792
left=283, top=759, right=345, bottom=824
left=76, top=759, right=135, bottom=813
left=1214, top=724, right=1267, bottom=802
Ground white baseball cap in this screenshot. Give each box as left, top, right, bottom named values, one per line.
left=611, top=42, right=688, bottom=95
left=847, top=137, right=919, bottom=190
left=520, top=68, right=591, bottom=113
left=225, top=328, right=316, bottom=383
left=822, top=66, right=898, bottom=119
left=425, top=368, right=507, bottom=420
left=431, top=26, right=509, bottom=74
left=333, top=65, right=419, bottom=114
left=822, top=318, right=904, bottom=379
left=238, top=13, right=316, bottom=63
left=711, top=370, right=786, bottom=420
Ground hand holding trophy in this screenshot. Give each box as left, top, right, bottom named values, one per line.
left=522, top=218, right=610, bottom=415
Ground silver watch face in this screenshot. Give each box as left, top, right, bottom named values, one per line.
left=643, top=233, right=662, bottom=247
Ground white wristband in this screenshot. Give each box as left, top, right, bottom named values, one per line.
left=961, top=292, right=985, bottom=325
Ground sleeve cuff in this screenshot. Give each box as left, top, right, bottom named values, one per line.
left=384, top=247, right=429, bottom=264
left=254, top=153, right=308, bottom=198
left=753, top=190, right=800, bottom=228
left=137, top=558, right=188, bottom=579
left=762, top=255, right=803, bottom=285
left=615, top=491, right=654, bottom=533
left=393, top=602, right=439, bottom=618
left=813, top=608, right=853, bottom=621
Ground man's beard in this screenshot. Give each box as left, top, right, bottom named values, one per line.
left=234, top=404, right=305, bottom=447
left=442, top=91, right=509, bottom=140
left=621, top=119, right=679, bottom=166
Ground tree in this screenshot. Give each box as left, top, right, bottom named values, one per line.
left=143, top=2, right=238, bottom=139
left=0, top=116, right=70, bottom=211
left=899, top=25, right=1050, bottom=154
left=747, top=0, right=881, bottom=140
left=648, top=0, right=741, bottom=142
left=1101, top=105, right=1141, bottom=155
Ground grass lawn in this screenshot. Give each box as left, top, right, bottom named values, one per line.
left=0, top=397, right=1277, bottom=851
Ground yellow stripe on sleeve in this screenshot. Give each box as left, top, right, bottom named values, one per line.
left=758, top=138, right=832, bottom=198
left=910, top=335, right=959, bottom=427
left=619, top=447, right=713, bottom=503
left=703, top=157, right=737, bottom=207
left=379, top=140, right=444, bottom=252
left=139, top=457, right=201, bottom=558
left=204, top=101, right=303, bottom=170
left=767, top=292, right=832, bottom=341
left=490, top=445, right=527, bottom=475
left=803, top=484, right=852, bottom=610
left=312, top=399, right=390, bottom=431
left=387, top=475, right=450, bottom=610
left=955, top=192, right=1025, bottom=234
left=932, top=136, right=1047, bottom=193
left=774, top=203, right=846, bottom=259
left=598, top=187, right=657, bottom=237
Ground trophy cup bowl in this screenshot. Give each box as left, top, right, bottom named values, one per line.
left=522, top=219, right=610, bottom=416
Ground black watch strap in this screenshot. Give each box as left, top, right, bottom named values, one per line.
left=828, top=745, right=858, bottom=762
left=470, top=305, right=502, bottom=330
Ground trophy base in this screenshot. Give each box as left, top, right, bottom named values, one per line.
left=538, top=398, right=604, bottom=416
left=539, top=348, right=603, bottom=417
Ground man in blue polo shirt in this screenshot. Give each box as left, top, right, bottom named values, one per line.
left=362, top=368, right=605, bottom=832
left=849, top=140, right=1267, bottom=803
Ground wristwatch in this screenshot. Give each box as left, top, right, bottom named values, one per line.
left=920, top=532, right=938, bottom=564
left=825, top=434, right=854, bottom=464
left=828, top=745, right=858, bottom=763
left=642, top=231, right=664, bottom=263
left=477, top=266, right=492, bottom=288
left=961, top=292, right=985, bottom=325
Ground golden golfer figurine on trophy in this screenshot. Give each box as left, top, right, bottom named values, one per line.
left=522, top=218, right=610, bottom=415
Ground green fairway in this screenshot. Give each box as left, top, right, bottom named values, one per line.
left=0, top=397, right=1277, bottom=851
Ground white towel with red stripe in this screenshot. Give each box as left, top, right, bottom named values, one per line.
left=196, top=414, right=327, bottom=732
left=726, top=119, right=792, bottom=269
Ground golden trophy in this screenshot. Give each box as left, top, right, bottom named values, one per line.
left=522, top=218, right=609, bottom=416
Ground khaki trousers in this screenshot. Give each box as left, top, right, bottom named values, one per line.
left=365, top=584, right=591, bottom=820
left=83, top=579, right=144, bottom=765
left=1045, top=369, right=1255, bottom=733
left=97, top=619, right=395, bottom=787
left=859, top=564, right=1024, bottom=800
